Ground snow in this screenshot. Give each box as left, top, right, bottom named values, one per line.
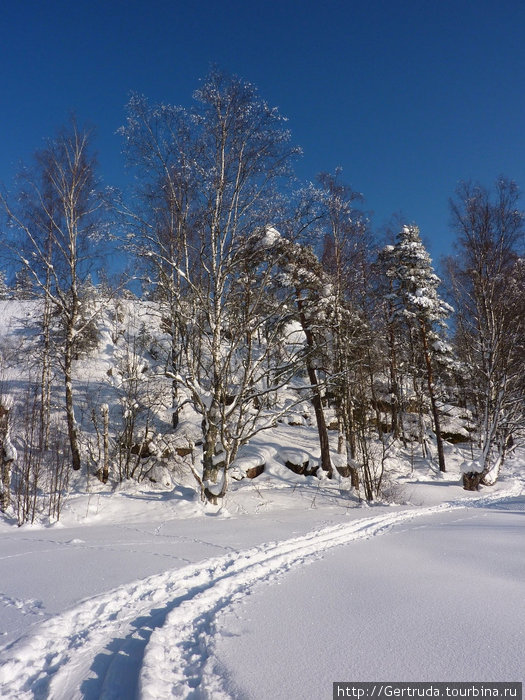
left=433, top=338, right=452, bottom=353
left=1, top=431, right=17, bottom=463
left=214, top=496, right=525, bottom=696
left=261, top=226, right=281, bottom=247
left=0, top=453, right=523, bottom=698
left=230, top=444, right=271, bottom=479
left=279, top=448, right=310, bottom=465
left=0, top=299, right=524, bottom=698
left=460, top=459, right=484, bottom=474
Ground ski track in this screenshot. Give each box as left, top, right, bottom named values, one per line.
left=0, top=486, right=521, bottom=700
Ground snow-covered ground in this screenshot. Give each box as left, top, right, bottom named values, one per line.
left=0, top=442, right=523, bottom=699
left=0, top=301, right=523, bottom=698
left=214, top=496, right=525, bottom=698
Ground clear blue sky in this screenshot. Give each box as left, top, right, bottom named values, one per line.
left=2, top=0, right=525, bottom=266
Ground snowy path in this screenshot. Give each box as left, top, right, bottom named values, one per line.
left=0, top=485, right=522, bottom=700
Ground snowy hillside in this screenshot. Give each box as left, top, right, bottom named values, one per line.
left=0, top=289, right=524, bottom=698
left=1, top=295, right=514, bottom=524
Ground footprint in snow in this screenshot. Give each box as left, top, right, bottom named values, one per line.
left=0, top=593, right=44, bottom=615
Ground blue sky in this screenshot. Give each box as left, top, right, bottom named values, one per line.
left=2, top=0, right=525, bottom=267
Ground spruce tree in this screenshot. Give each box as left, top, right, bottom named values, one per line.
left=0, top=271, right=9, bottom=300
left=385, top=225, right=453, bottom=472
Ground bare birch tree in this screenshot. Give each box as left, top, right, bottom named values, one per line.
left=448, top=178, right=524, bottom=487
left=121, top=70, right=301, bottom=501
left=1, top=119, right=105, bottom=471
left=0, top=396, right=16, bottom=511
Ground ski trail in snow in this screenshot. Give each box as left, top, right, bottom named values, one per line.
left=138, top=487, right=525, bottom=699
left=0, top=486, right=521, bottom=700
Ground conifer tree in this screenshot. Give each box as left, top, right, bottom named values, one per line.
left=385, top=225, right=453, bottom=472
left=0, top=271, right=9, bottom=300
left=277, top=237, right=334, bottom=477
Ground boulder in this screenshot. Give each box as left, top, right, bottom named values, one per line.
left=281, top=449, right=310, bottom=475
left=246, top=463, right=265, bottom=479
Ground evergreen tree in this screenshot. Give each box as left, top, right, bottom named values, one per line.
left=13, top=268, right=34, bottom=299
left=385, top=225, right=453, bottom=472
left=0, top=270, right=9, bottom=300
left=277, top=237, right=334, bottom=477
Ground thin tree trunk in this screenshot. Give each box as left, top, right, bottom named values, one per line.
left=40, top=287, right=52, bottom=450
left=388, top=321, right=403, bottom=440
left=101, top=403, right=109, bottom=483
left=64, top=332, right=81, bottom=472
left=296, top=296, right=332, bottom=477
left=170, top=314, right=180, bottom=429
left=305, top=356, right=332, bottom=477
left=0, top=402, right=13, bottom=511
left=420, top=320, right=446, bottom=472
